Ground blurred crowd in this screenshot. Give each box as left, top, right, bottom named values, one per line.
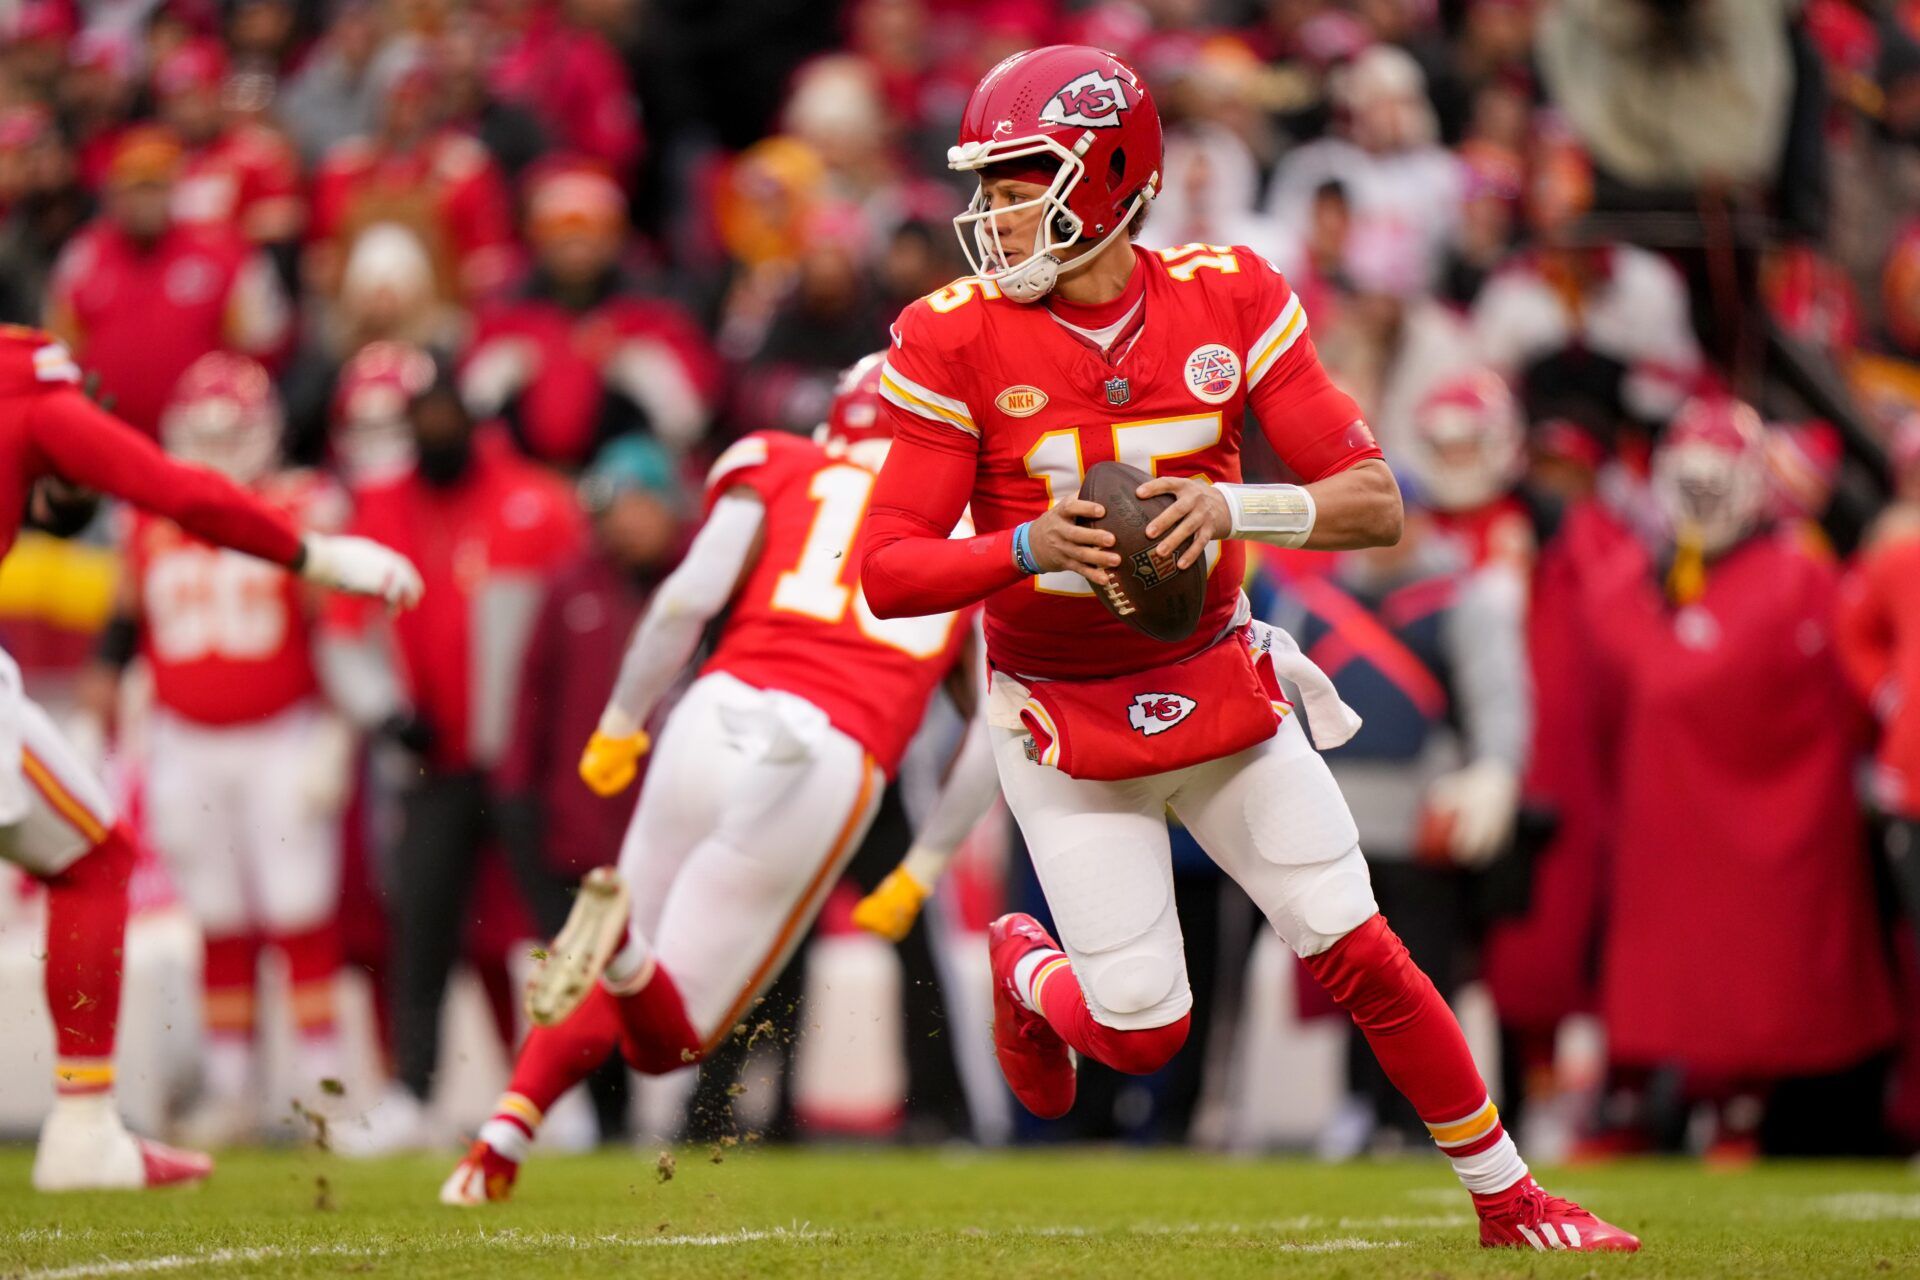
left=4, top=0, right=1920, bottom=1162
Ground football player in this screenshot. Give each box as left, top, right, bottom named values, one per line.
left=440, top=354, right=997, bottom=1204
left=0, top=324, right=420, bottom=1190
left=86, top=353, right=354, bottom=1146
left=857, top=47, right=1636, bottom=1253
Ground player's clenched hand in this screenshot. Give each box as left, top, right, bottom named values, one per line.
left=1138, top=476, right=1231, bottom=571
left=299, top=533, right=424, bottom=609
left=1028, top=496, right=1118, bottom=586
left=579, top=728, right=651, bottom=797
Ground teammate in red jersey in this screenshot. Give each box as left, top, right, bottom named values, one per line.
left=440, top=355, right=997, bottom=1204
left=91, top=354, right=355, bottom=1146
left=858, top=46, right=1637, bottom=1254
left=0, top=324, right=420, bottom=1191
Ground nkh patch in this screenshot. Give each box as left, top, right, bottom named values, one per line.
left=1127, top=693, right=1196, bottom=736
left=995, top=385, right=1048, bottom=417
left=1184, top=344, right=1241, bottom=405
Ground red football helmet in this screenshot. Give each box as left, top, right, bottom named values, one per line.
left=160, top=352, right=281, bottom=484
left=949, top=44, right=1162, bottom=302
left=1405, top=369, right=1525, bottom=513
left=816, top=351, right=892, bottom=470
left=1652, top=395, right=1770, bottom=554
left=331, top=341, right=434, bottom=487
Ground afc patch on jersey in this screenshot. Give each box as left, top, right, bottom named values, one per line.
left=1183, top=344, right=1241, bottom=405
left=1127, top=692, right=1196, bottom=736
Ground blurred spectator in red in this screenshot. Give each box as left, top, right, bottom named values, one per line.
left=1837, top=417, right=1920, bottom=933
left=319, top=365, right=583, bottom=1153
left=1471, top=133, right=1701, bottom=423
left=1266, top=44, right=1464, bottom=295
left=438, top=25, right=548, bottom=181
left=1, top=0, right=77, bottom=104
left=1883, top=219, right=1920, bottom=359
left=46, top=126, right=291, bottom=435
left=495, top=433, right=685, bottom=931
left=489, top=0, right=641, bottom=177
left=461, top=160, right=719, bottom=468
left=58, top=28, right=140, bottom=191
left=1437, top=140, right=1521, bottom=307
left=725, top=202, right=891, bottom=436
left=1762, top=240, right=1863, bottom=357
left=156, top=39, right=306, bottom=248
left=277, top=0, right=385, bottom=165
left=285, top=222, right=462, bottom=462
left=0, top=105, right=91, bottom=325
left=308, top=47, right=518, bottom=301
left=325, top=339, right=434, bottom=489
left=1584, top=397, right=1897, bottom=1155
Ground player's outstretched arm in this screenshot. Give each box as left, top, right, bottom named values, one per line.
left=580, top=490, right=764, bottom=797
left=30, top=387, right=422, bottom=606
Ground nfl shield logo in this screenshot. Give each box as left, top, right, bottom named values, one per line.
left=1104, top=376, right=1131, bottom=406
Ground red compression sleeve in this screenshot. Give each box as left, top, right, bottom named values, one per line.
left=860, top=419, right=1023, bottom=618
left=1249, top=336, right=1384, bottom=482
left=30, top=387, right=303, bottom=566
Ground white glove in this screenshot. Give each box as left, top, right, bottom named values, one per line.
left=1423, top=759, right=1520, bottom=867
left=300, top=533, right=424, bottom=609
left=297, top=712, right=357, bottom=819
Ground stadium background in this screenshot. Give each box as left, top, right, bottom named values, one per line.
left=0, top=0, right=1918, bottom=1174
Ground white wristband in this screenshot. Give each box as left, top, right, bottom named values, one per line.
left=1217, top=483, right=1316, bottom=549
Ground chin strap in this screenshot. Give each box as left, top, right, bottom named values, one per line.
left=995, top=190, right=1151, bottom=303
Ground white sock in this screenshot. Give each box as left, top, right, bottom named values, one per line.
left=479, top=1093, right=540, bottom=1162
left=203, top=1035, right=254, bottom=1102
left=603, top=935, right=655, bottom=992
left=1010, top=948, right=1069, bottom=1014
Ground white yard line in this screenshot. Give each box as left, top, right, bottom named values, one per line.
left=1808, top=1193, right=1920, bottom=1221
left=12, top=1227, right=824, bottom=1280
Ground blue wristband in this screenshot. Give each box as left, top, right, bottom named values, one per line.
left=1012, top=521, right=1040, bottom=575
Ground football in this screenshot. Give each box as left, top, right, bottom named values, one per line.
left=1077, top=461, right=1206, bottom=643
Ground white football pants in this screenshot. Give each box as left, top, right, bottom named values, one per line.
left=618, top=672, right=884, bottom=1049
left=145, top=702, right=342, bottom=936
left=0, top=646, right=118, bottom=876
left=994, top=705, right=1378, bottom=1031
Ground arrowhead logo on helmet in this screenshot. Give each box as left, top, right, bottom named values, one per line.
left=1040, top=71, right=1132, bottom=128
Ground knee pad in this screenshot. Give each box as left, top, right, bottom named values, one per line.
left=1281, top=845, right=1379, bottom=957
left=1036, top=836, right=1183, bottom=1018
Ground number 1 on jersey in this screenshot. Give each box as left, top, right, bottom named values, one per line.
left=771, top=463, right=960, bottom=659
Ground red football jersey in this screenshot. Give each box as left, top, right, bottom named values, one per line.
left=701, top=430, right=966, bottom=777
left=878, top=242, right=1381, bottom=680
left=129, top=472, right=343, bottom=725
left=173, top=125, right=306, bottom=242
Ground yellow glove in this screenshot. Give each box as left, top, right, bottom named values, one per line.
left=852, top=867, right=931, bottom=943
left=579, top=728, right=651, bottom=797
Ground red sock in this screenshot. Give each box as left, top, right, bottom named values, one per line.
left=202, top=932, right=261, bottom=1040
left=276, top=922, right=341, bottom=1039
left=1031, top=960, right=1191, bottom=1075
left=43, top=825, right=135, bottom=1096
left=608, top=963, right=703, bottom=1075
left=1303, top=913, right=1528, bottom=1194
left=481, top=984, right=624, bottom=1161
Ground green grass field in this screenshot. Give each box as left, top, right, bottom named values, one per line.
left=1, top=1147, right=1917, bottom=1278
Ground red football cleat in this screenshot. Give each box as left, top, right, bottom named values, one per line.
left=137, top=1137, right=214, bottom=1188
left=439, top=1140, right=519, bottom=1206
left=986, top=914, right=1076, bottom=1120
left=1474, top=1176, right=1640, bottom=1252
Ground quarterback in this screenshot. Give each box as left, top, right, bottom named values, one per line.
left=0, top=324, right=421, bottom=1190
left=858, top=46, right=1636, bottom=1252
